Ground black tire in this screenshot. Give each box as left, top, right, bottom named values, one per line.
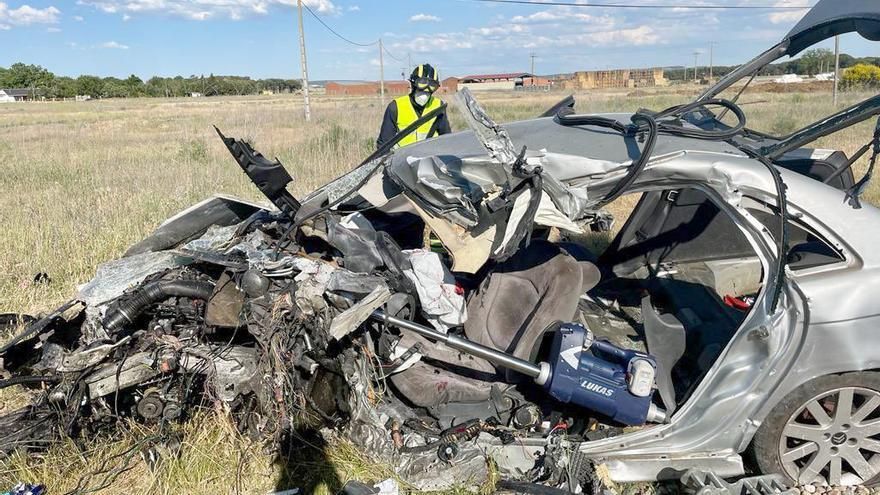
left=752, top=372, right=880, bottom=487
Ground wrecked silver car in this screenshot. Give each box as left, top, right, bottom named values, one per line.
left=4, top=0, right=880, bottom=490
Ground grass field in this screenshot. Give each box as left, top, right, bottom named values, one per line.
left=1, top=86, right=879, bottom=494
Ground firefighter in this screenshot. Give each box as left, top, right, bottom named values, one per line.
left=376, top=63, right=451, bottom=150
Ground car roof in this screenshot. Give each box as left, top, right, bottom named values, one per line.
left=785, top=0, right=880, bottom=57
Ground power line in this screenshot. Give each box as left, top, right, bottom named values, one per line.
left=464, top=0, right=811, bottom=9
left=383, top=44, right=405, bottom=63
left=302, top=3, right=378, bottom=47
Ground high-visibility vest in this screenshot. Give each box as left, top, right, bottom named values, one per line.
left=394, top=95, right=442, bottom=148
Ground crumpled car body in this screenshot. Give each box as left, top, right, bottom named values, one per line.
left=4, top=0, right=880, bottom=490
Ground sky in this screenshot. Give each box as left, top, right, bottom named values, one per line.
left=0, top=0, right=877, bottom=81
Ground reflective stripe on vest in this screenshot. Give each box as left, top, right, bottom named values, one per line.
left=394, top=95, right=442, bottom=148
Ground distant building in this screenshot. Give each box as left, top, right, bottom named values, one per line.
left=562, top=68, right=667, bottom=90
left=325, top=81, right=410, bottom=97
left=75, top=95, right=93, bottom=102
left=814, top=72, right=836, bottom=81
left=457, top=72, right=552, bottom=91
left=0, top=88, right=32, bottom=103
left=441, top=77, right=459, bottom=93
left=190, top=92, right=204, bottom=98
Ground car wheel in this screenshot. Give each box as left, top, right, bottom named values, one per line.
left=753, top=373, right=880, bottom=487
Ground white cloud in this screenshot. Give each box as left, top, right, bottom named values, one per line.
left=393, top=5, right=660, bottom=56
left=767, top=0, right=809, bottom=25
left=47, top=26, right=61, bottom=32
left=409, top=13, right=440, bottom=23
left=100, top=40, right=129, bottom=49
left=0, top=3, right=61, bottom=28
left=77, top=0, right=339, bottom=21
left=348, top=5, right=359, bottom=11
left=73, top=15, right=84, bottom=21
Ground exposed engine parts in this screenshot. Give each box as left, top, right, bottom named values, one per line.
left=0, top=118, right=666, bottom=489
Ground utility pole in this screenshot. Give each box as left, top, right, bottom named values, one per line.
left=296, top=0, right=311, bottom=122
left=693, top=51, right=700, bottom=83
left=379, top=38, right=386, bottom=107
left=408, top=52, right=412, bottom=76
left=530, top=53, right=537, bottom=75
left=833, top=35, right=840, bottom=106
left=708, top=41, right=717, bottom=81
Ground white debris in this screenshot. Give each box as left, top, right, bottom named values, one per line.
left=402, top=249, right=467, bottom=332
left=374, top=478, right=400, bottom=495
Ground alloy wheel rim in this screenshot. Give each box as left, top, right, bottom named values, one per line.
left=780, top=387, right=880, bottom=486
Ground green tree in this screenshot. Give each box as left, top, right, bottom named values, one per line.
left=1, top=63, right=55, bottom=90
left=798, top=48, right=835, bottom=75
left=124, top=74, right=144, bottom=96
left=102, top=77, right=129, bottom=98
left=44, top=76, right=76, bottom=99
left=75, top=75, right=104, bottom=97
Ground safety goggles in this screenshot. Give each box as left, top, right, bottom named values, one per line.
left=413, top=77, right=440, bottom=92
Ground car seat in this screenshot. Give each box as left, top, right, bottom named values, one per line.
left=389, top=241, right=601, bottom=408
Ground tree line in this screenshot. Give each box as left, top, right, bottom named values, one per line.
left=0, top=63, right=303, bottom=99
left=665, top=49, right=880, bottom=82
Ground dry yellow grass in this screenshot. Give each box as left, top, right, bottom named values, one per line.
left=1, top=87, right=878, bottom=493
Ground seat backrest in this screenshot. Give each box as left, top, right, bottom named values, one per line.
left=465, top=241, right=600, bottom=376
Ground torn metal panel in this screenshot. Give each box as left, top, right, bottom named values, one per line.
left=78, top=251, right=188, bottom=308
left=295, top=155, right=386, bottom=224
left=408, top=199, right=496, bottom=274
left=124, top=194, right=267, bottom=257
left=386, top=154, right=507, bottom=229
left=455, top=87, right=519, bottom=168
left=328, top=213, right=388, bottom=274
left=534, top=195, right=585, bottom=234
left=329, top=284, right=391, bottom=340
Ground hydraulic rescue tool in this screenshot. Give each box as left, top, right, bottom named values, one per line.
left=370, top=311, right=667, bottom=426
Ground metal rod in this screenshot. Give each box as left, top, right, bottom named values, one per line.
left=296, top=0, right=312, bottom=122
left=370, top=311, right=544, bottom=379
left=833, top=35, right=840, bottom=107
left=379, top=38, right=386, bottom=108
left=709, top=41, right=716, bottom=81
left=825, top=140, right=872, bottom=184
